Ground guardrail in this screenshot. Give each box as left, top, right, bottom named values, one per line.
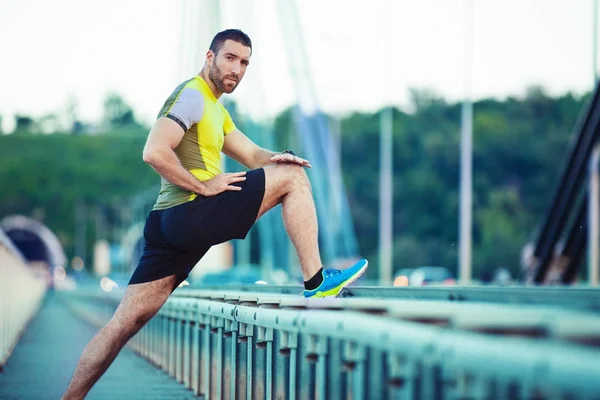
left=182, top=284, right=600, bottom=311
left=0, top=230, right=47, bottom=370
left=59, top=287, right=600, bottom=399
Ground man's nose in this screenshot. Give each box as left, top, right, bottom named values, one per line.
left=231, top=61, right=241, bottom=75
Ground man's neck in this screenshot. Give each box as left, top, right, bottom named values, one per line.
left=199, top=68, right=222, bottom=99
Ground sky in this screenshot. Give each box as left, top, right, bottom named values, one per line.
left=0, top=0, right=597, bottom=131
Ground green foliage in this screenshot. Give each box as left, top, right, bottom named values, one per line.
left=101, top=92, right=147, bottom=135
left=0, top=133, right=157, bottom=259
left=0, top=87, right=588, bottom=280
left=13, top=115, right=36, bottom=134
left=337, top=87, right=586, bottom=280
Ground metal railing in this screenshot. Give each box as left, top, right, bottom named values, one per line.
left=59, top=287, right=600, bottom=399
left=0, top=230, right=47, bottom=369
left=176, top=284, right=600, bottom=311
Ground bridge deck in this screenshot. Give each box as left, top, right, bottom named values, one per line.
left=0, top=292, right=198, bottom=400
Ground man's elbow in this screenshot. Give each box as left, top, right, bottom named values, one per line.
left=142, top=147, right=158, bottom=166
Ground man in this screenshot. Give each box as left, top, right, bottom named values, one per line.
left=62, top=29, right=367, bottom=399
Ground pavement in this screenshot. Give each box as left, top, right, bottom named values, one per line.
left=0, top=292, right=198, bottom=400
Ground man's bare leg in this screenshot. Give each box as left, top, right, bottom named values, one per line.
left=257, top=164, right=321, bottom=280
left=62, top=275, right=180, bottom=400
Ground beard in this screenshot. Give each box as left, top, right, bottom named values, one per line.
left=208, top=63, right=239, bottom=94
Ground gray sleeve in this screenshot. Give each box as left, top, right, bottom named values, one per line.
left=164, top=88, right=204, bottom=131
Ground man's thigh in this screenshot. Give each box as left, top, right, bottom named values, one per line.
left=163, top=168, right=266, bottom=245
left=129, top=211, right=210, bottom=286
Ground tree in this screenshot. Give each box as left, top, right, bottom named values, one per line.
left=0, top=87, right=587, bottom=281
left=13, top=115, right=35, bottom=134
left=102, top=93, right=135, bottom=128
left=100, top=92, right=148, bottom=136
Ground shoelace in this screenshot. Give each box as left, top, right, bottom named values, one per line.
left=324, top=268, right=343, bottom=277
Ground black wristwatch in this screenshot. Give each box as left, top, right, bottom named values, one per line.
left=281, top=150, right=296, bottom=156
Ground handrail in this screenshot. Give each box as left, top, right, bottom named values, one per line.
left=59, top=288, right=600, bottom=399
left=171, top=284, right=600, bottom=311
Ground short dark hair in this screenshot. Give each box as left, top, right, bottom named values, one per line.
left=209, top=29, right=252, bottom=55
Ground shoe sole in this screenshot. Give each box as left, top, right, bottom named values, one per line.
left=312, top=261, right=369, bottom=298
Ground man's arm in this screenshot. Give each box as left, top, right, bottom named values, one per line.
left=222, top=130, right=311, bottom=169
left=143, top=118, right=246, bottom=196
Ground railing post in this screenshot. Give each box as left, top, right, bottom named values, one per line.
left=212, top=317, right=224, bottom=400
left=326, top=338, right=345, bottom=400
left=246, top=324, right=255, bottom=399
left=253, top=325, right=270, bottom=399
left=201, top=313, right=211, bottom=398
left=287, top=333, right=299, bottom=400
left=236, top=322, right=249, bottom=400
left=182, top=301, right=194, bottom=388
left=168, top=304, right=177, bottom=377
left=162, top=305, right=170, bottom=372
left=223, top=315, right=238, bottom=400
left=175, top=302, right=184, bottom=382
left=315, top=336, right=329, bottom=400
left=192, top=312, right=207, bottom=397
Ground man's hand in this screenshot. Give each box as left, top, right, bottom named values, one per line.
left=202, top=172, right=247, bottom=196
left=269, top=153, right=312, bottom=168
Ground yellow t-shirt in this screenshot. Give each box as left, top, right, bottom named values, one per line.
left=152, top=76, right=237, bottom=210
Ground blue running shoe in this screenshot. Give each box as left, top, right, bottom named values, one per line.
left=302, top=259, right=369, bottom=298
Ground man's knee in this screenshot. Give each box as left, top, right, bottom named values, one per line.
left=110, top=309, right=153, bottom=338
left=112, top=296, right=163, bottom=333
left=280, top=163, right=310, bottom=188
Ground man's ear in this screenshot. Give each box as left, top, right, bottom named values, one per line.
left=206, top=50, right=215, bottom=66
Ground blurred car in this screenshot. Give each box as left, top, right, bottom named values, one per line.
left=394, top=266, right=455, bottom=286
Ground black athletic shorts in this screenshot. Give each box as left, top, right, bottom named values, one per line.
left=128, top=168, right=266, bottom=285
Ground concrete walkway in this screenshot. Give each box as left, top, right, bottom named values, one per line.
left=0, top=292, right=198, bottom=400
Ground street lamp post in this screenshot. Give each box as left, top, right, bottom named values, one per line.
left=459, top=0, right=474, bottom=284
left=379, top=107, right=393, bottom=284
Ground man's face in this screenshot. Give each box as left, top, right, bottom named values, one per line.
left=208, top=39, right=251, bottom=94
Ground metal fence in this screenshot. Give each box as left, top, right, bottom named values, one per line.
left=192, top=284, right=600, bottom=311
left=58, top=287, right=600, bottom=399
left=0, top=230, right=47, bottom=369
